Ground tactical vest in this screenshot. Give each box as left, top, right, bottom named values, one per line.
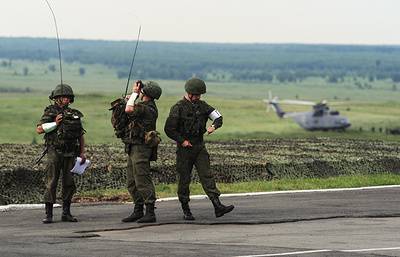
left=176, top=100, right=209, bottom=138
left=42, top=105, right=84, bottom=153
left=127, top=100, right=158, bottom=145
left=58, top=110, right=84, bottom=141
left=110, top=98, right=158, bottom=145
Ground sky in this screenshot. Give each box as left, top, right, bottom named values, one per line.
left=0, top=0, right=399, bottom=45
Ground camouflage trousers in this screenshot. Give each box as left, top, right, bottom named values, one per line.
left=126, top=144, right=156, bottom=204
left=176, top=143, right=221, bottom=203
left=44, top=148, right=76, bottom=203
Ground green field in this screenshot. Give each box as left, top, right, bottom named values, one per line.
left=1, top=60, right=400, bottom=144
left=74, top=174, right=400, bottom=201
left=2, top=44, right=400, bottom=204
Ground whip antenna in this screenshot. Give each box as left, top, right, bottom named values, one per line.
left=44, top=0, right=63, bottom=85
left=124, top=25, right=142, bottom=97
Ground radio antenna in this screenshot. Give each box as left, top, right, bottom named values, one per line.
left=124, top=25, right=142, bottom=97
left=44, top=0, right=63, bottom=85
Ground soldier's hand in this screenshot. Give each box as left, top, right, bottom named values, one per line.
left=133, top=80, right=142, bottom=93
left=181, top=140, right=193, bottom=148
left=55, top=114, right=63, bottom=125
left=207, top=125, right=216, bottom=135
left=79, top=154, right=86, bottom=165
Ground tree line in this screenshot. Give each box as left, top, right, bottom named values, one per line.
left=1, top=37, right=400, bottom=83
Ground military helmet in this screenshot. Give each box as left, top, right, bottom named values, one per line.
left=142, top=81, right=162, bottom=100
left=49, top=84, right=75, bottom=103
left=185, top=78, right=206, bottom=94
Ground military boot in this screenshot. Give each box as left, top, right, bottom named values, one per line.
left=42, top=202, right=53, bottom=224
left=122, top=203, right=144, bottom=222
left=211, top=198, right=234, bottom=218
left=61, top=201, right=78, bottom=222
left=181, top=202, right=195, bottom=220
left=137, top=203, right=156, bottom=223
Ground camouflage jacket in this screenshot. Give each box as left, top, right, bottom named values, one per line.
left=38, top=104, right=84, bottom=154
left=126, top=100, right=158, bottom=145
left=164, top=98, right=223, bottom=144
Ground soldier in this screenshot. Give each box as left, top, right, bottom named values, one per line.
left=121, top=81, right=162, bottom=223
left=164, top=78, right=234, bottom=220
left=36, top=84, right=86, bottom=224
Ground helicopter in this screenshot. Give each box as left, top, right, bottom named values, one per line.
left=263, top=93, right=351, bottom=131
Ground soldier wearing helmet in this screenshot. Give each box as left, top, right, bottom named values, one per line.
left=36, top=84, right=86, bottom=224
left=122, top=80, right=162, bottom=223
left=164, top=78, right=234, bottom=220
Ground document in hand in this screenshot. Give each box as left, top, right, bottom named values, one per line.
left=70, top=157, right=91, bottom=175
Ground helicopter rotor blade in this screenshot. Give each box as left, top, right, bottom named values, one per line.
left=326, top=102, right=345, bottom=105
left=262, top=99, right=270, bottom=112
left=265, top=91, right=273, bottom=112
left=279, top=100, right=316, bottom=105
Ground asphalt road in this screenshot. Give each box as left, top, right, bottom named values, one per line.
left=1, top=186, right=400, bottom=257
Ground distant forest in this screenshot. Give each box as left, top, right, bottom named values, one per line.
left=1, top=37, right=400, bottom=83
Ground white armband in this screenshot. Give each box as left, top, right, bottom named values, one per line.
left=208, top=110, right=222, bottom=121
left=42, top=122, right=57, bottom=133
left=126, top=93, right=139, bottom=107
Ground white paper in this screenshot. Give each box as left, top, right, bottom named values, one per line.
left=70, top=157, right=90, bottom=175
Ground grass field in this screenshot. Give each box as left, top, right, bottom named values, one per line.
left=1, top=60, right=400, bottom=144
left=2, top=59, right=400, bottom=204
left=74, top=174, right=400, bottom=201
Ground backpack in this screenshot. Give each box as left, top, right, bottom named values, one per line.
left=110, top=97, right=129, bottom=140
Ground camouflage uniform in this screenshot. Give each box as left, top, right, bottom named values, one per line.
left=125, top=100, right=158, bottom=205
left=164, top=78, right=234, bottom=219
left=38, top=84, right=85, bottom=223
left=121, top=81, right=162, bottom=223
left=38, top=104, right=83, bottom=204
left=164, top=98, right=222, bottom=202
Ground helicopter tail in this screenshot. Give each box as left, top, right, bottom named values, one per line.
left=270, top=101, right=286, bottom=118
left=263, top=91, right=286, bottom=118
